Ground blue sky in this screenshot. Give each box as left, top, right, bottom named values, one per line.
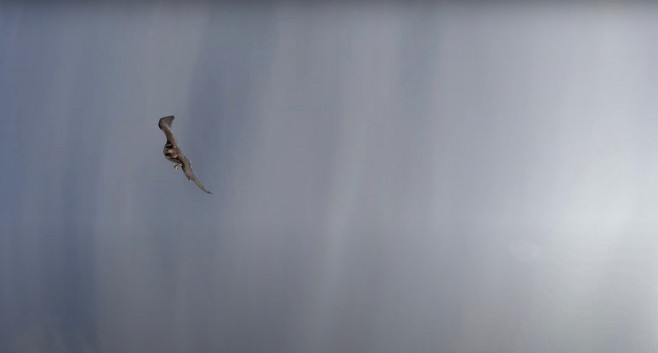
left=2, top=3, right=658, bottom=352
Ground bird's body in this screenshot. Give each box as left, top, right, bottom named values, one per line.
left=158, top=116, right=212, bottom=194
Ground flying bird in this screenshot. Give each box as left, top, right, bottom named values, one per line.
left=158, top=115, right=212, bottom=194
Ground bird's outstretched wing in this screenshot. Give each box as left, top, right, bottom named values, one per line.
left=158, top=115, right=178, bottom=146
left=181, top=156, right=212, bottom=194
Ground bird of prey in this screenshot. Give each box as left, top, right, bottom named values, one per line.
left=158, top=115, right=212, bottom=194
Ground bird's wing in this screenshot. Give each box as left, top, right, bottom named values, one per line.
left=181, top=157, right=212, bottom=194
left=158, top=116, right=179, bottom=146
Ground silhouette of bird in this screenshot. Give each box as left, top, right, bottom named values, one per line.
left=158, top=115, right=212, bottom=194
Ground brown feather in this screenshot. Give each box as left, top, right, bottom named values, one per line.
left=158, top=115, right=212, bottom=194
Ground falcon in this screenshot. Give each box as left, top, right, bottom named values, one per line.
left=158, top=115, right=212, bottom=194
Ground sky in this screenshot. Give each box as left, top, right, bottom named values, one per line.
left=2, top=2, right=658, bottom=352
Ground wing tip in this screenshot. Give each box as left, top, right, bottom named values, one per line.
left=158, top=115, right=175, bottom=128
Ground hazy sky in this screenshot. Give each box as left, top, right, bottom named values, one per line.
left=2, top=2, right=658, bottom=353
